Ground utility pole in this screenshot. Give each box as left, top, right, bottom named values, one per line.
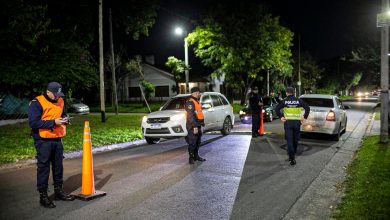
left=99, top=0, right=106, bottom=122
left=298, top=34, right=301, bottom=96
left=109, top=8, right=118, bottom=115
left=380, top=0, right=389, bottom=143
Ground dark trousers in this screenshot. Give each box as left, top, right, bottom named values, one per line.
left=186, top=127, right=202, bottom=156
left=34, top=139, right=64, bottom=192
left=252, top=112, right=260, bottom=136
left=284, top=121, right=301, bottom=159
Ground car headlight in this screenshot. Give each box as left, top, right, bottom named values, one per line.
left=262, top=109, right=265, bottom=113
left=142, top=116, right=147, bottom=123
left=239, top=110, right=245, bottom=115
left=171, top=113, right=186, bottom=121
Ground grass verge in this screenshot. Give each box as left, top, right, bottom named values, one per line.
left=0, top=114, right=145, bottom=164
left=233, top=103, right=246, bottom=114
left=333, top=136, right=390, bottom=219
left=89, top=103, right=164, bottom=113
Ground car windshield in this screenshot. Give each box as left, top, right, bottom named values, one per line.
left=161, top=97, right=189, bottom=110
left=300, top=98, right=334, bottom=108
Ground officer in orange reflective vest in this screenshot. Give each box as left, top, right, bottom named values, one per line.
left=185, top=87, right=206, bottom=164
left=28, top=82, right=75, bottom=208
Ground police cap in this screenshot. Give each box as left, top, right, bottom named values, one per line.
left=285, top=87, right=295, bottom=94
left=190, top=87, right=201, bottom=93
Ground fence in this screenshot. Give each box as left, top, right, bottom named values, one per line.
left=0, top=93, right=29, bottom=123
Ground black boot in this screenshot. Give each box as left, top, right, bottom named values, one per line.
left=189, top=153, right=195, bottom=164
left=194, top=154, right=206, bottom=161
left=40, top=191, right=56, bottom=208
left=54, top=187, right=75, bottom=201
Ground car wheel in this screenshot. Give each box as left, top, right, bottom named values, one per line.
left=333, top=124, right=341, bottom=141
left=342, top=118, right=347, bottom=134
left=221, top=117, right=232, bottom=135
left=145, top=137, right=160, bottom=144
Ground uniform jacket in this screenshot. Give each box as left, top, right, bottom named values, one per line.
left=28, top=93, right=67, bottom=140
left=275, top=95, right=310, bottom=120
left=185, top=96, right=205, bottom=130
left=249, top=93, right=263, bottom=113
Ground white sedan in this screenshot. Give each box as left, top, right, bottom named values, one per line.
left=141, top=92, right=235, bottom=144
left=299, top=94, right=349, bottom=141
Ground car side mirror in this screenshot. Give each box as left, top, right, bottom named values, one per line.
left=202, top=103, right=212, bottom=109
left=343, top=105, right=351, bottom=109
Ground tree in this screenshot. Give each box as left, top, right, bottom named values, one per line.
left=126, top=57, right=154, bottom=110
left=349, top=44, right=380, bottom=88
left=293, top=52, right=325, bottom=93
left=165, top=56, right=190, bottom=94
left=0, top=0, right=98, bottom=97
left=187, top=2, right=293, bottom=104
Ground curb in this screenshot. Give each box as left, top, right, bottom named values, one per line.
left=0, top=139, right=147, bottom=171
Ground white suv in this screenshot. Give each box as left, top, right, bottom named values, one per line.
left=141, top=92, right=235, bottom=144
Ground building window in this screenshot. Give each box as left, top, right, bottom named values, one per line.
left=128, top=87, right=141, bottom=98
left=155, top=86, right=170, bottom=97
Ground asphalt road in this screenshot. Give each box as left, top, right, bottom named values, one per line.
left=0, top=98, right=377, bottom=220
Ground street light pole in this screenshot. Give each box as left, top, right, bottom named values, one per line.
left=380, top=0, right=389, bottom=143
left=267, top=70, right=270, bottom=96
left=184, top=37, right=189, bottom=93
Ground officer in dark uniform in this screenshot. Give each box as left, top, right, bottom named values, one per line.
left=275, top=87, right=310, bottom=165
left=249, top=86, right=263, bottom=137
left=185, top=87, right=206, bottom=164
left=28, top=82, right=75, bottom=208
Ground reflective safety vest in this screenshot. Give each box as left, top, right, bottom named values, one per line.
left=36, top=95, right=66, bottom=138
left=189, top=98, right=204, bottom=120
left=283, top=107, right=302, bottom=120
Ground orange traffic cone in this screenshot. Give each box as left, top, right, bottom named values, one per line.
left=259, top=112, right=264, bottom=135
left=73, top=121, right=106, bottom=201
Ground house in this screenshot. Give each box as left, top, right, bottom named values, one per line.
left=117, top=58, right=227, bottom=102
left=118, top=63, right=177, bottom=102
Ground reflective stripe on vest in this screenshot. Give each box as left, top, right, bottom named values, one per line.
left=189, top=98, right=204, bottom=120
left=36, top=95, right=66, bottom=138
left=283, top=107, right=302, bottom=120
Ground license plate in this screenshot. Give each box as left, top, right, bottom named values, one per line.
left=150, top=123, right=161, bottom=129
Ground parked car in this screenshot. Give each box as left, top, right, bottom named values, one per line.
left=69, top=98, right=89, bottom=114
left=299, top=94, right=349, bottom=141
left=239, top=96, right=280, bottom=123
left=141, top=92, right=235, bottom=144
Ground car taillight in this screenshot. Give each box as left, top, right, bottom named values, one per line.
left=326, top=110, right=336, bottom=121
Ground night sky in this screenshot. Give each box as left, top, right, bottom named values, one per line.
left=128, top=0, right=381, bottom=69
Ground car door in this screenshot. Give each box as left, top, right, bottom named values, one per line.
left=210, top=94, right=225, bottom=128
left=200, top=94, right=217, bottom=130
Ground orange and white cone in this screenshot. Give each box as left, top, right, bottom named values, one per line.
left=259, top=112, right=264, bottom=135
left=73, top=121, right=106, bottom=201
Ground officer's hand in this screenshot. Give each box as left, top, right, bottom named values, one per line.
left=193, top=127, right=198, bottom=134
left=281, top=117, right=286, bottom=123
left=54, top=118, right=67, bottom=125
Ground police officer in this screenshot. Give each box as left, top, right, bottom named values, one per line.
left=275, top=87, right=310, bottom=165
left=185, top=87, right=206, bottom=164
left=249, top=86, right=263, bottom=137
left=28, top=82, right=75, bottom=208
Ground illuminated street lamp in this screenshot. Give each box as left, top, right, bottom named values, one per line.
left=174, top=27, right=189, bottom=93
